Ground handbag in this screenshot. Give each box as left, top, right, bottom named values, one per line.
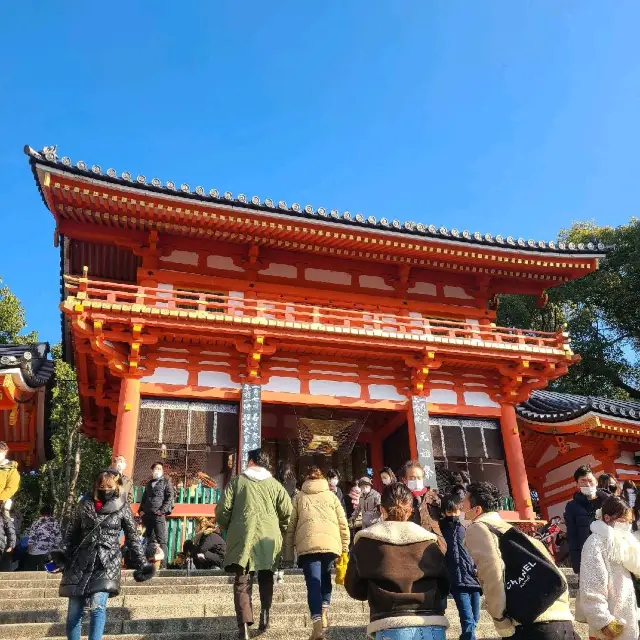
left=484, top=524, right=567, bottom=625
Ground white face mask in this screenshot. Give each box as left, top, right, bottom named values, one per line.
left=407, top=479, right=424, bottom=492
left=580, top=486, right=597, bottom=498
left=361, top=485, right=371, bottom=495
left=329, top=478, right=339, bottom=487
left=152, top=470, right=163, bottom=480
left=613, top=521, right=632, bottom=533
left=381, top=477, right=391, bottom=486
left=627, top=488, right=635, bottom=495
left=115, top=462, right=126, bottom=473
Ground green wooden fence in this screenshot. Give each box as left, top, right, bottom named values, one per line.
left=500, top=496, right=515, bottom=511
left=132, top=486, right=221, bottom=564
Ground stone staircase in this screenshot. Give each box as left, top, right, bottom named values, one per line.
left=0, top=568, right=589, bottom=639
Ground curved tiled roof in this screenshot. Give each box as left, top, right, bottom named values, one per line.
left=25, top=145, right=606, bottom=256
left=517, top=390, right=640, bottom=424
left=0, top=343, right=54, bottom=389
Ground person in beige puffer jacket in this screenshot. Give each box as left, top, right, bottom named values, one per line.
left=283, top=467, right=350, bottom=640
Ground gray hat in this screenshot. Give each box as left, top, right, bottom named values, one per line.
left=358, top=476, right=372, bottom=486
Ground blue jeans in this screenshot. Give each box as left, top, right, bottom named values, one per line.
left=375, top=627, right=447, bottom=640
left=451, top=589, right=481, bottom=640
left=299, top=552, right=334, bottom=620
left=66, top=591, right=109, bottom=640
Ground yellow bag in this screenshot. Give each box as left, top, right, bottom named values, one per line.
left=334, top=552, right=349, bottom=586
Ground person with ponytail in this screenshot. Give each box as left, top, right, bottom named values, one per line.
left=345, top=482, right=449, bottom=640
left=580, top=495, right=640, bottom=640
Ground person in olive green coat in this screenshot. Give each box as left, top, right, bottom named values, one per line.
left=216, top=448, right=292, bottom=640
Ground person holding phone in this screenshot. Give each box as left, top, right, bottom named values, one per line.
left=50, top=471, right=155, bottom=640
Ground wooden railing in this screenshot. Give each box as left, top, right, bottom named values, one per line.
left=65, top=276, right=569, bottom=353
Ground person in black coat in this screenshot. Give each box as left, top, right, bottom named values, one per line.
left=0, top=511, right=16, bottom=571
left=183, top=516, right=226, bottom=570
left=51, top=471, right=154, bottom=640
left=563, top=465, right=609, bottom=575
left=139, top=461, right=174, bottom=567
left=440, top=491, right=482, bottom=640
left=327, top=469, right=346, bottom=512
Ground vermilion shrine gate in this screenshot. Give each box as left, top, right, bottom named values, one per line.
left=25, top=144, right=608, bottom=524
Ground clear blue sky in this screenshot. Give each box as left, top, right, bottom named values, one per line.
left=1, top=2, right=638, bottom=345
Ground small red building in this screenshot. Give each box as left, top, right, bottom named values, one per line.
left=26, top=144, right=606, bottom=522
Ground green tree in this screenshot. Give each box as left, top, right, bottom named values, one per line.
left=497, top=217, right=640, bottom=400
left=41, top=344, right=112, bottom=525
left=0, top=278, right=38, bottom=344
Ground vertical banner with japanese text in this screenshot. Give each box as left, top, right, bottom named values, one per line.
left=239, top=384, right=262, bottom=472
left=411, top=395, right=437, bottom=490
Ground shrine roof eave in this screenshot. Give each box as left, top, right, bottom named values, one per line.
left=26, top=145, right=608, bottom=261
left=0, top=343, right=55, bottom=390
left=516, top=389, right=640, bottom=425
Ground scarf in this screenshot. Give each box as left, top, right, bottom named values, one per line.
left=590, top=519, right=640, bottom=576
left=411, top=487, right=429, bottom=499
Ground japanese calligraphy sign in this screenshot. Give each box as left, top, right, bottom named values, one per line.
left=239, top=384, right=262, bottom=472
left=411, top=395, right=438, bottom=490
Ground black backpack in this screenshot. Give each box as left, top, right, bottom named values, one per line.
left=484, top=524, right=567, bottom=625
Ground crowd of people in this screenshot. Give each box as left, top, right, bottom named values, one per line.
left=2, top=435, right=640, bottom=640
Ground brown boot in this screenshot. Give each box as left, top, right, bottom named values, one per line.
left=309, top=619, right=325, bottom=640
left=321, top=605, right=329, bottom=630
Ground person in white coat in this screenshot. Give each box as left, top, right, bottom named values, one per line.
left=580, top=495, right=640, bottom=640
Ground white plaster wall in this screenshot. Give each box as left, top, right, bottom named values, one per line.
left=544, top=454, right=600, bottom=486
left=155, top=283, right=173, bottom=308
left=368, top=384, right=407, bottom=401
left=309, top=379, right=361, bottom=398
left=305, top=268, right=352, bottom=286
left=158, top=347, right=188, bottom=353
left=259, top=263, right=298, bottom=278
left=359, top=275, right=394, bottom=291
left=157, top=357, right=189, bottom=363
left=206, top=255, right=244, bottom=271
left=263, top=376, right=302, bottom=394
left=538, top=446, right=559, bottom=466
left=425, top=389, right=457, bottom=404
left=408, top=281, right=437, bottom=296
left=197, top=371, right=242, bottom=389
left=443, top=285, right=473, bottom=300
left=463, top=391, right=500, bottom=408
left=547, top=502, right=567, bottom=522
left=140, top=367, right=189, bottom=385
left=160, top=250, right=199, bottom=266
left=615, top=451, right=635, bottom=465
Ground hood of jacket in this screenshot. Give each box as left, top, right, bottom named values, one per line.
left=243, top=465, right=272, bottom=482
left=355, top=520, right=436, bottom=546
left=82, top=492, right=126, bottom=515
left=590, top=518, right=640, bottom=574
left=301, top=478, right=329, bottom=494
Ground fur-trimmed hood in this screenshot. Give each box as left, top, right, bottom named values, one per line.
left=242, top=466, right=272, bottom=482
left=355, top=520, right=437, bottom=546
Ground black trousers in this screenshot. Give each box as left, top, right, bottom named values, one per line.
left=514, top=621, right=579, bottom=640
left=142, top=513, right=168, bottom=567
left=232, top=565, right=274, bottom=626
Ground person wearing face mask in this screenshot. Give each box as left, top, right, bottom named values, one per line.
left=580, top=496, right=640, bottom=640
left=378, top=467, right=397, bottom=488
left=564, top=465, right=609, bottom=579
left=0, top=442, right=20, bottom=512
left=51, top=471, right=155, bottom=640
left=138, top=462, right=174, bottom=568
left=353, top=476, right=381, bottom=530
left=106, top=455, right=133, bottom=504
left=400, top=461, right=446, bottom=554
left=326, top=469, right=346, bottom=512
left=463, top=482, right=575, bottom=640
left=439, top=491, right=481, bottom=640
left=598, top=473, right=621, bottom=496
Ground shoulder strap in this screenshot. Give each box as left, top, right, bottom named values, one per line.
left=483, top=523, right=504, bottom=538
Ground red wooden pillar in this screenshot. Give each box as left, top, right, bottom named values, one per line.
left=370, top=438, right=384, bottom=492
left=501, top=403, right=535, bottom=520
left=113, top=377, right=141, bottom=474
